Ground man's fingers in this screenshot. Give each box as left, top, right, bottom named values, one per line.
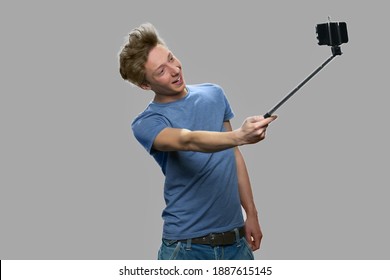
left=245, top=234, right=261, bottom=251
left=253, top=235, right=261, bottom=251
left=240, top=115, right=277, bottom=144
left=248, top=115, right=277, bottom=124
left=245, top=234, right=254, bottom=250
left=260, top=115, right=277, bottom=125
left=247, top=115, right=263, bottom=123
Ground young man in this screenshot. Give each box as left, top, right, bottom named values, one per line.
left=119, top=23, right=277, bottom=260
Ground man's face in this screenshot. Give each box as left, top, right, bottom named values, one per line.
left=142, top=44, right=187, bottom=102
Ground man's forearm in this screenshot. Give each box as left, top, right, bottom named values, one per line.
left=183, top=130, right=241, bottom=152
left=235, top=147, right=258, bottom=216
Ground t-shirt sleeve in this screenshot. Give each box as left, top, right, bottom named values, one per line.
left=220, top=87, right=235, bottom=121
left=131, top=114, right=171, bottom=154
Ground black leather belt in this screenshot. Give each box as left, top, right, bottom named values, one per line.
left=181, top=227, right=245, bottom=247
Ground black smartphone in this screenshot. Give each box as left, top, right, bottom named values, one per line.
left=316, top=22, right=348, bottom=47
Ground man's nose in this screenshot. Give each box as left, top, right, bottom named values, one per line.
left=168, top=63, right=180, bottom=76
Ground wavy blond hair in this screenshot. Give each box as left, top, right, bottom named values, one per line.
left=119, top=23, right=166, bottom=86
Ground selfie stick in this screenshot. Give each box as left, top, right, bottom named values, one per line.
left=263, top=19, right=348, bottom=119
left=263, top=47, right=341, bottom=118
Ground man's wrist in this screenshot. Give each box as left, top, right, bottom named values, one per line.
left=244, top=206, right=258, bottom=218
left=232, top=129, right=245, bottom=146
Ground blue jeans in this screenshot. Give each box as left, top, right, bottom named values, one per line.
left=158, top=235, right=254, bottom=260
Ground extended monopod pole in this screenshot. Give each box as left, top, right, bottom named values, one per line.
left=263, top=46, right=342, bottom=118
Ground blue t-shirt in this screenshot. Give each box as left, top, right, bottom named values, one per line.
left=132, top=83, right=244, bottom=240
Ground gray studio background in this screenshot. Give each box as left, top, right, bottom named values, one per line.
left=1, top=0, right=389, bottom=259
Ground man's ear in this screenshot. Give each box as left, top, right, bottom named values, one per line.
left=139, top=82, right=151, bottom=90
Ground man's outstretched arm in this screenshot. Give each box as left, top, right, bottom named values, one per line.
left=153, top=115, right=277, bottom=153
